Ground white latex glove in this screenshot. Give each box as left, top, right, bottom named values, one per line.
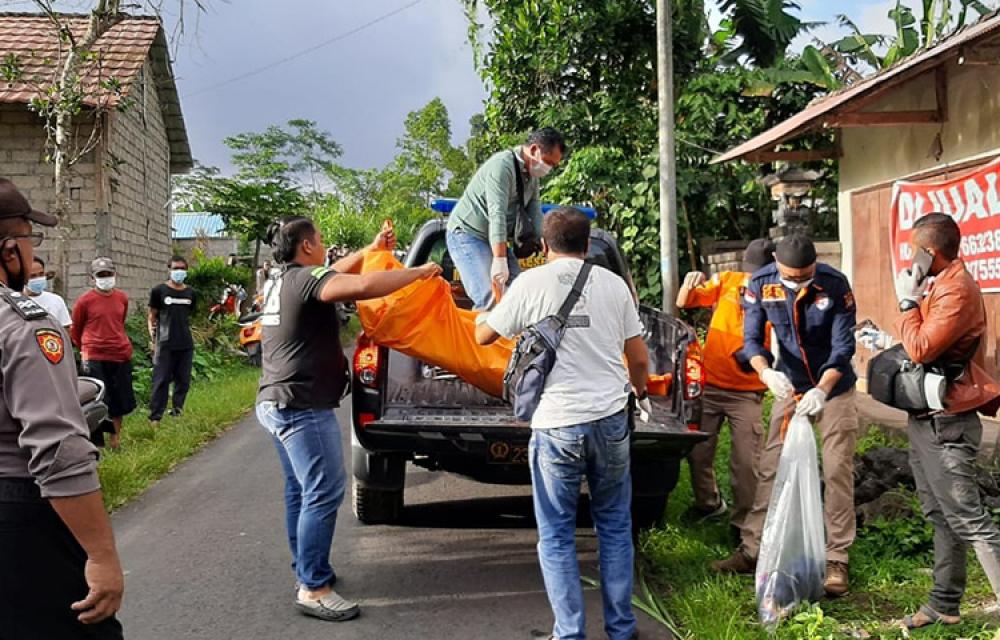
left=760, top=368, right=794, bottom=400
left=795, top=387, right=828, bottom=417
left=894, top=268, right=926, bottom=305
left=637, top=395, right=653, bottom=423
left=475, top=313, right=490, bottom=326
left=491, top=256, right=510, bottom=285
left=856, top=327, right=894, bottom=351
left=682, top=271, right=707, bottom=289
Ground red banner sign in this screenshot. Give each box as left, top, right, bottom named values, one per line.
left=890, top=156, right=1000, bottom=292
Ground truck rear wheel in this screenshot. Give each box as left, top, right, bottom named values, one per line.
left=352, top=480, right=403, bottom=525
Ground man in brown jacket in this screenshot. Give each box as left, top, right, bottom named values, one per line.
left=883, top=213, right=1000, bottom=630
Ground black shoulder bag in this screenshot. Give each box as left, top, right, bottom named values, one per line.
left=867, top=337, right=981, bottom=413
left=503, top=261, right=594, bottom=421
left=511, top=150, right=542, bottom=259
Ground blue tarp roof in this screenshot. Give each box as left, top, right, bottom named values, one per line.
left=172, top=213, right=228, bottom=239
left=430, top=198, right=598, bottom=220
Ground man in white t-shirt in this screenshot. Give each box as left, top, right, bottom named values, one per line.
left=25, top=256, right=72, bottom=329
left=475, top=207, right=649, bottom=640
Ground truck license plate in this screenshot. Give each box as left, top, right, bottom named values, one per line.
left=487, top=441, right=528, bottom=465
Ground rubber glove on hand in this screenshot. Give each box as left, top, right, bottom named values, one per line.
left=895, top=268, right=926, bottom=305
left=636, top=392, right=653, bottom=423
left=682, top=271, right=707, bottom=289
left=795, top=388, right=828, bottom=417
left=760, top=368, right=795, bottom=400
left=856, top=327, right=894, bottom=351
left=491, top=256, right=510, bottom=285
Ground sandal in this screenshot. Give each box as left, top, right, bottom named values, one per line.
left=901, top=604, right=961, bottom=630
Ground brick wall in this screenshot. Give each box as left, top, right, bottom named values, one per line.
left=104, top=59, right=173, bottom=306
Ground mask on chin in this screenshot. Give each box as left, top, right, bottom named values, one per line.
left=781, top=277, right=814, bottom=292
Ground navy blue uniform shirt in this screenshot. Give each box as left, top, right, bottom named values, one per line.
left=742, top=263, right=857, bottom=399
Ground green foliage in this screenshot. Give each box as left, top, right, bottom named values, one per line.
left=717, top=0, right=819, bottom=68
left=184, top=257, right=253, bottom=316
left=781, top=604, right=839, bottom=640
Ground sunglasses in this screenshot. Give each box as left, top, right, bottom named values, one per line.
left=7, top=232, right=44, bottom=247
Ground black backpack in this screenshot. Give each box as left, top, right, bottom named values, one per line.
left=510, top=151, right=542, bottom=259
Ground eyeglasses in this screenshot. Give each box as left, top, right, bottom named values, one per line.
left=8, top=233, right=44, bottom=247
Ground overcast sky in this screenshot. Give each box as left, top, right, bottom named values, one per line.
left=2, top=0, right=967, bottom=172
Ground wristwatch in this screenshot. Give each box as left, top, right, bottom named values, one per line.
left=899, top=299, right=919, bottom=312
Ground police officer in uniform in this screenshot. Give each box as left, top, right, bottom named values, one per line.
left=0, top=179, right=125, bottom=639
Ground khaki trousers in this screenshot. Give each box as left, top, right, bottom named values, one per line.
left=688, top=385, right=764, bottom=537
left=741, top=390, right=858, bottom=564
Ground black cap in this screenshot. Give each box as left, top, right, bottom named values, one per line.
left=775, top=233, right=817, bottom=269
left=742, top=238, right=776, bottom=273
left=0, top=178, right=57, bottom=226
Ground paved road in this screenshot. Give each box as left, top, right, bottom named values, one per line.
left=113, top=407, right=666, bottom=639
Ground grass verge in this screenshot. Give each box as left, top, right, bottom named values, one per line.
left=642, top=419, right=999, bottom=639
left=98, top=366, right=260, bottom=511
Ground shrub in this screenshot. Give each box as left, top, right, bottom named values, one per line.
left=186, top=257, right=253, bottom=316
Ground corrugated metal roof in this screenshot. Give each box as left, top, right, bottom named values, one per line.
left=172, top=213, right=228, bottom=239
left=713, top=10, right=1000, bottom=164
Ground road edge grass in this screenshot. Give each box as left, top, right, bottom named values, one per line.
left=98, top=366, right=260, bottom=511
left=641, top=424, right=1000, bottom=639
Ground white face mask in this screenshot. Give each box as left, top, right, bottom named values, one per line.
left=528, top=157, right=553, bottom=179
left=781, top=277, right=813, bottom=292
left=95, top=276, right=116, bottom=292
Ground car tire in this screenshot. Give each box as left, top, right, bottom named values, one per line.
left=245, top=342, right=262, bottom=367
left=352, top=479, right=403, bottom=525
left=631, top=494, right=669, bottom=531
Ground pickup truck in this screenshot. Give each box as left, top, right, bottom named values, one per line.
left=350, top=213, right=707, bottom=528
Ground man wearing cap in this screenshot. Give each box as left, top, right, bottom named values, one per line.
left=0, top=179, right=125, bottom=638
left=713, top=233, right=858, bottom=598
left=676, top=239, right=774, bottom=538
left=71, top=258, right=136, bottom=449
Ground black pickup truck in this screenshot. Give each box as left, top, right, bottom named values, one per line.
left=350, top=218, right=707, bottom=528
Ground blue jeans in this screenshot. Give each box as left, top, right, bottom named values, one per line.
left=530, top=410, right=637, bottom=640
left=256, top=402, right=346, bottom=590
left=445, top=226, right=520, bottom=310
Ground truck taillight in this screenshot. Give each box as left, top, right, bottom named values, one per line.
left=354, top=334, right=381, bottom=388
left=684, top=339, right=704, bottom=400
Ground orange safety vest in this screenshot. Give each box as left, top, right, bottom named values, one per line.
left=683, top=271, right=767, bottom=392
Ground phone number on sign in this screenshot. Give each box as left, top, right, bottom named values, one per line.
left=966, top=257, right=1000, bottom=282
left=960, top=230, right=1000, bottom=258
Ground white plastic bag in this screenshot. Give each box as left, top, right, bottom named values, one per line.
left=755, top=414, right=826, bottom=629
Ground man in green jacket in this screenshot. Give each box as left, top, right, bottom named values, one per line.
left=446, top=127, right=565, bottom=309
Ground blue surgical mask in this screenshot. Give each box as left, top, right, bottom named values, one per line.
left=170, top=269, right=188, bottom=284
left=26, top=277, right=47, bottom=294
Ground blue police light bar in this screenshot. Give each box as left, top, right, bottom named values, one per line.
left=430, top=198, right=598, bottom=220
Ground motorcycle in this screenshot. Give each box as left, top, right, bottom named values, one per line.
left=79, top=376, right=115, bottom=447
left=209, top=283, right=247, bottom=322
left=239, top=294, right=264, bottom=367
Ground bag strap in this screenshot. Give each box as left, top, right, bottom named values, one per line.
left=511, top=150, right=525, bottom=214
left=556, top=262, right=594, bottom=324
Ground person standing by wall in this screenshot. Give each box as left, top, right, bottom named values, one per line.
left=25, top=256, right=72, bottom=330
left=675, top=239, right=774, bottom=539
left=71, top=258, right=135, bottom=450
left=713, top=234, right=858, bottom=599
left=861, top=213, right=1000, bottom=630
left=147, top=256, right=197, bottom=428
left=475, top=207, right=649, bottom=640
left=0, top=179, right=125, bottom=639
left=446, top=127, right=565, bottom=309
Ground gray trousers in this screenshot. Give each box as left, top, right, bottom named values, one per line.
left=908, top=412, right=1000, bottom=615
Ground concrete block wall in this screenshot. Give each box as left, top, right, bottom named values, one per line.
left=105, top=60, right=173, bottom=306
left=0, top=105, right=103, bottom=305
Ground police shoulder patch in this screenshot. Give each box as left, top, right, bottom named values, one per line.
left=1, top=290, right=48, bottom=320
left=35, top=329, right=65, bottom=364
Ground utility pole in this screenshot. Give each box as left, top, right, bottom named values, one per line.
left=657, top=0, right=679, bottom=315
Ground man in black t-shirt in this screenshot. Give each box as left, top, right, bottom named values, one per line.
left=147, top=256, right=197, bottom=426
left=256, top=217, right=440, bottom=623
